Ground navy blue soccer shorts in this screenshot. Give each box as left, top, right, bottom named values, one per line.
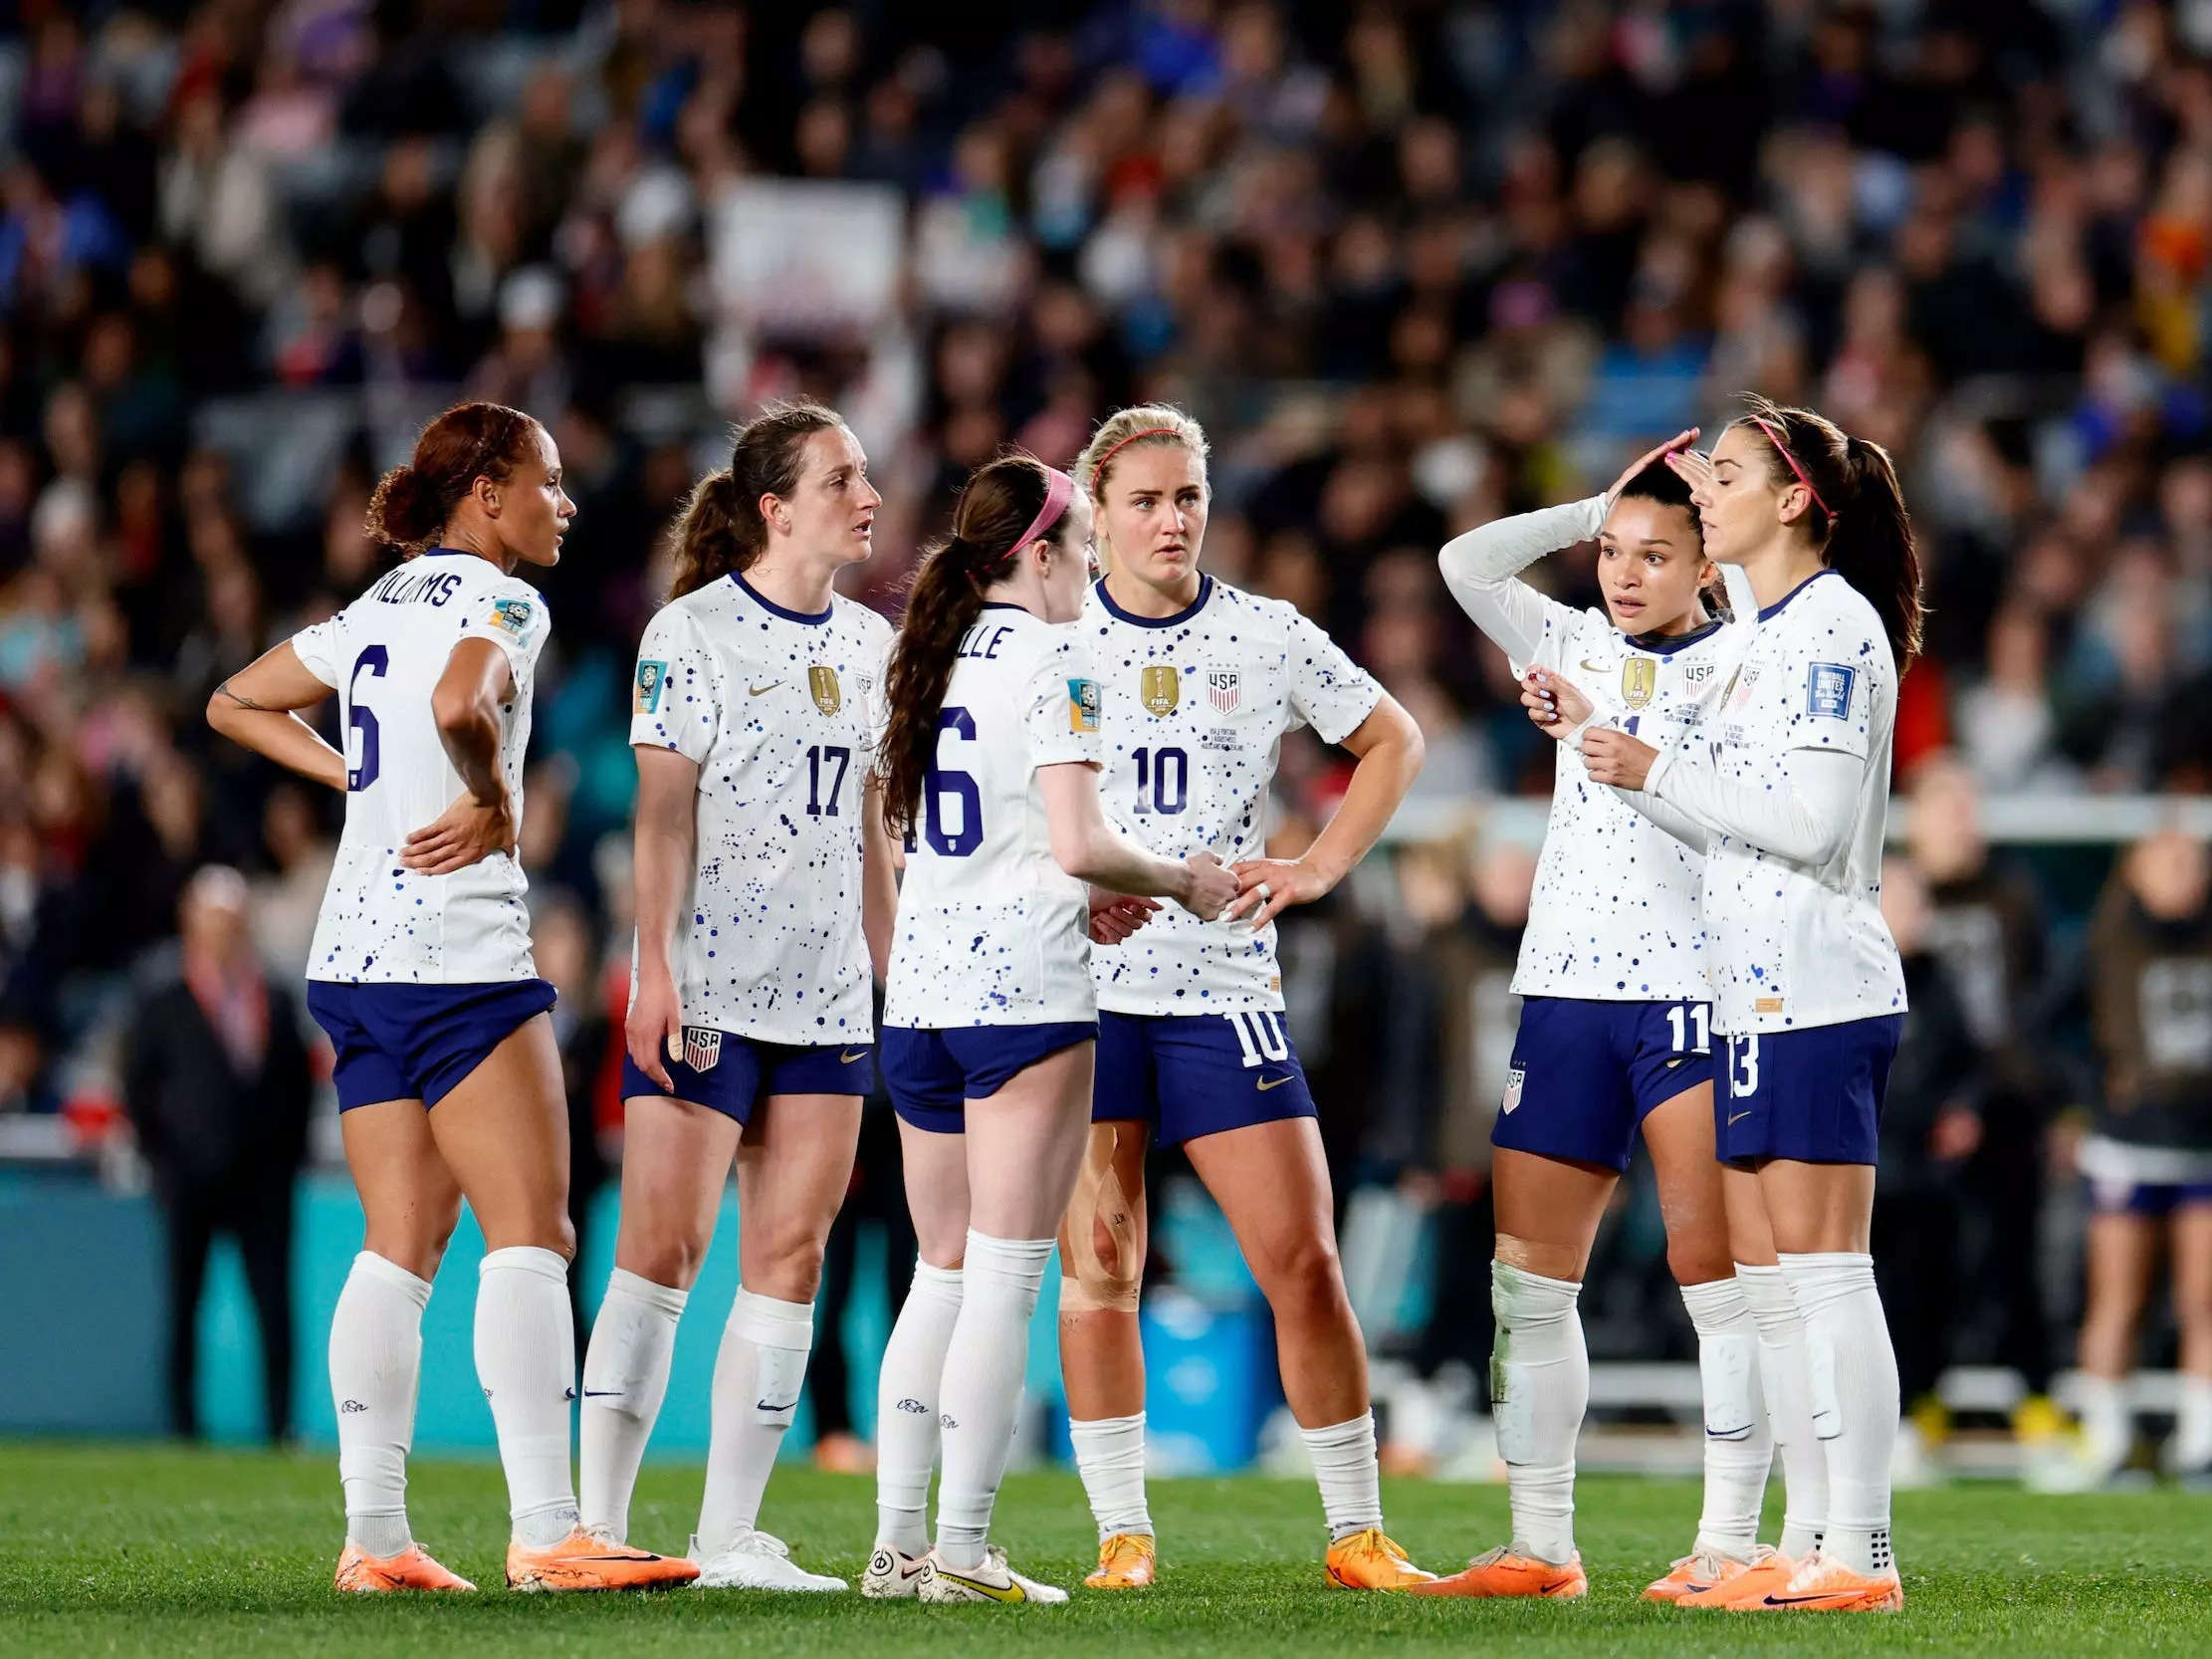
left=307, top=978, right=557, bottom=1111
left=1491, top=996, right=1716, bottom=1172
left=1092, top=1009, right=1318, bottom=1146
left=1716, top=1015, right=1903, bottom=1166
left=620, top=1028, right=877, bottom=1125
left=881, top=1021, right=1097, bottom=1134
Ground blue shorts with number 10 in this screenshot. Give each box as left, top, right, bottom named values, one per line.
left=1094, top=1009, right=1318, bottom=1146
left=1492, top=996, right=1716, bottom=1173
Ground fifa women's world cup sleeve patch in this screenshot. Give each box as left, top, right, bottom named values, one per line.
left=1068, top=676, right=1101, bottom=733
left=634, top=658, right=669, bottom=715
left=486, top=595, right=535, bottom=636
left=1806, top=662, right=1857, bottom=720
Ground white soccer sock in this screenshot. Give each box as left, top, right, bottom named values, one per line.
left=696, top=1287, right=815, bottom=1556
left=475, top=1246, right=580, bottom=1547
left=1490, top=1261, right=1586, bottom=1564
left=331, top=1251, right=431, bottom=1558
left=1780, top=1252, right=1897, bottom=1576
left=1300, top=1413, right=1385, bottom=1541
left=934, top=1231, right=1052, bottom=1570
left=874, top=1257, right=964, bottom=1555
left=1679, top=1276, right=1772, bottom=1559
left=2075, top=1372, right=2132, bottom=1469
left=1069, top=1412, right=1153, bottom=1540
left=1736, top=1261, right=1828, bottom=1559
left=2174, top=1374, right=2212, bottom=1469
left=578, top=1268, right=689, bottom=1540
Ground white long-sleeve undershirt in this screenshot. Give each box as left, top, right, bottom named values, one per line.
left=1625, top=741, right=1865, bottom=868
left=1436, top=495, right=1609, bottom=665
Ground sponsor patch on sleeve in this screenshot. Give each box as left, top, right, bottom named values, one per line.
left=486, top=595, right=535, bottom=637
left=1807, top=662, right=1856, bottom=720
left=634, top=658, right=668, bottom=715
left=1068, top=677, right=1101, bottom=734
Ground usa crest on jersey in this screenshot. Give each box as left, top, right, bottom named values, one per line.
left=683, top=1026, right=724, bottom=1071
left=1502, top=1066, right=1525, bottom=1114
left=1207, top=668, right=1241, bottom=713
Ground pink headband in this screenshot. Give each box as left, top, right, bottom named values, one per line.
left=1010, top=466, right=1075, bottom=556
left=1087, top=426, right=1181, bottom=490
left=1748, top=415, right=1832, bottom=519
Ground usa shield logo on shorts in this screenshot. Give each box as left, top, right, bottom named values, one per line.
left=1141, top=665, right=1179, bottom=716
left=807, top=665, right=841, bottom=717
left=1207, top=668, right=1241, bottom=713
left=683, top=1027, right=723, bottom=1072
left=1501, top=1066, right=1525, bottom=1114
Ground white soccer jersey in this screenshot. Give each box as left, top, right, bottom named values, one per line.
left=1439, top=496, right=1754, bottom=1001
left=882, top=603, right=1103, bottom=1029
left=1664, top=569, right=1907, bottom=1034
left=291, top=551, right=550, bottom=984
left=1081, top=576, right=1382, bottom=1015
left=629, top=572, right=894, bottom=1046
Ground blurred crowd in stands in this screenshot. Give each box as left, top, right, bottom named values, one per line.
left=5, top=0, right=2212, bottom=1435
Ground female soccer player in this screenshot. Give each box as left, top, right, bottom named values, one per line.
left=863, top=452, right=1241, bottom=1606
left=575, top=402, right=898, bottom=1590
left=1525, top=397, right=1922, bottom=1613
left=1414, top=430, right=1786, bottom=1604
left=1055, top=405, right=1434, bottom=1593
left=206, top=401, right=693, bottom=1593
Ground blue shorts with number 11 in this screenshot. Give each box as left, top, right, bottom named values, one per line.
left=1492, top=997, right=1715, bottom=1173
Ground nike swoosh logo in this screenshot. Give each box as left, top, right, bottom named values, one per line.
left=1727, top=1110, right=1752, bottom=1124
left=933, top=1567, right=1026, bottom=1602
left=756, top=1399, right=795, bottom=1413
left=1760, top=1593, right=1860, bottom=1607
left=581, top=1389, right=624, bottom=1398
left=1580, top=659, right=1606, bottom=672
left=841, top=1049, right=869, bottom=1063
left=1256, top=1073, right=1294, bottom=1091
left=750, top=682, right=783, bottom=696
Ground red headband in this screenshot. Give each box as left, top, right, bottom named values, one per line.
left=1087, top=425, right=1182, bottom=490
left=1010, top=466, right=1075, bottom=556
left=1748, top=415, right=1832, bottom=519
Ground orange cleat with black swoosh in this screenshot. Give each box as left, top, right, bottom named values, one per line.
left=504, top=1527, right=700, bottom=1592
left=1733, top=1553, right=1902, bottom=1612
left=333, top=1540, right=476, bottom=1593
left=1405, top=1543, right=1584, bottom=1599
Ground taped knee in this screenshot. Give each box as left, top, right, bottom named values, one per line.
left=1060, top=1160, right=1141, bottom=1314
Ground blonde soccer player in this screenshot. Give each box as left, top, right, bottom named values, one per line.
left=207, top=401, right=693, bottom=1593
left=862, top=451, right=1241, bottom=1605
left=575, top=402, right=899, bottom=1590
left=1413, top=432, right=1788, bottom=1604
left=1054, top=406, right=1435, bottom=1592
left=1525, top=397, right=1923, bottom=1613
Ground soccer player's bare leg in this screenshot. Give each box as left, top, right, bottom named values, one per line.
left=1188, top=1117, right=1433, bottom=1589
left=1058, top=1119, right=1154, bottom=1586
left=433, top=1017, right=693, bottom=1590
left=2170, top=1203, right=2212, bottom=1475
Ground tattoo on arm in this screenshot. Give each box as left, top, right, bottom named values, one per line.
left=215, top=681, right=272, bottom=711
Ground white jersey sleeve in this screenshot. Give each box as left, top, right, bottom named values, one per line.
left=1285, top=609, right=1384, bottom=743
left=1024, top=632, right=1104, bottom=770
left=290, top=615, right=341, bottom=687
left=629, top=602, right=721, bottom=763
left=1438, top=495, right=1608, bottom=672
left=459, top=583, right=552, bottom=686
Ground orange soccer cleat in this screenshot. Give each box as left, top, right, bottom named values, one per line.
left=1405, top=1543, right=1584, bottom=1599
left=1324, top=1528, right=1438, bottom=1589
left=1733, top=1553, right=1903, bottom=1612
left=1643, top=1544, right=1764, bottom=1604
left=1085, top=1531, right=1158, bottom=1589
left=1694, top=1545, right=1799, bottom=1609
left=333, top=1540, right=477, bottom=1593
left=504, top=1527, right=700, bottom=1593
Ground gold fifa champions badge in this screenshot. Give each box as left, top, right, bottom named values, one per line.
left=808, top=665, right=842, bottom=716
left=1141, top=664, right=1180, bottom=716
left=1621, top=656, right=1657, bottom=710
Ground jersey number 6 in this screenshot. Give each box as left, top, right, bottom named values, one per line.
left=907, top=705, right=983, bottom=857
left=346, top=645, right=389, bottom=792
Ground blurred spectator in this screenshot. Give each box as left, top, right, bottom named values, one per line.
left=122, top=867, right=312, bottom=1443
left=1873, top=855, right=1985, bottom=1481
left=2050, top=828, right=2212, bottom=1488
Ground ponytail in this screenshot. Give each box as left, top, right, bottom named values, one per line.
left=877, top=454, right=1065, bottom=839
left=1734, top=394, right=1923, bottom=668
left=668, top=399, right=846, bottom=599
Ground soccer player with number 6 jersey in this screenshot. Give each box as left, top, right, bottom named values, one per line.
left=1056, top=406, right=1435, bottom=1593
left=575, top=402, right=900, bottom=1591
left=864, top=452, right=1241, bottom=1607
left=206, top=401, right=693, bottom=1594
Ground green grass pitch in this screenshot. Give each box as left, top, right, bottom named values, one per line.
left=2, top=1443, right=2207, bottom=1657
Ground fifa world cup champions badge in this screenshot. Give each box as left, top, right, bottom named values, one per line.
left=1621, top=656, right=1657, bottom=710
left=1141, top=664, right=1180, bottom=716
left=808, top=665, right=842, bottom=716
